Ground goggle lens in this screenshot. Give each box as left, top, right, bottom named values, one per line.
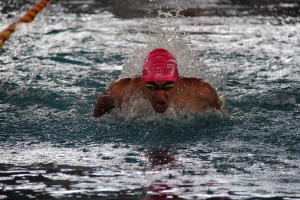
left=145, top=82, right=175, bottom=91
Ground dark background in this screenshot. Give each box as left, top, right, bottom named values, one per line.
left=1, top=0, right=300, bottom=19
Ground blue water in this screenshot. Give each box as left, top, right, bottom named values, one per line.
left=0, top=1, right=300, bottom=199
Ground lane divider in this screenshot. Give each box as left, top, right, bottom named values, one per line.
left=0, top=0, right=51, bottom=47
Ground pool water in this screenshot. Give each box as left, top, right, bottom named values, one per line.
left=0, top=0, right=299, bottom=199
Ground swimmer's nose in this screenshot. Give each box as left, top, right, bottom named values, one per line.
left=154, top=90, right=166, bottom=99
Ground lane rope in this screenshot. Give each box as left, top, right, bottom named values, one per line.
left=0, top=0, right=51, bottom=47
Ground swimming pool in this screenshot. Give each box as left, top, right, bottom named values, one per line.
left=0, top=0, right=299, bottom=199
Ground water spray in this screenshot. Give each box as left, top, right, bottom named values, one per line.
left=0, top=0, right=51, bottom=47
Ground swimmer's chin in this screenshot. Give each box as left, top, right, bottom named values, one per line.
left=154, top=108, right=167, bottom=113
left=152, top=103, right=169, bottom=113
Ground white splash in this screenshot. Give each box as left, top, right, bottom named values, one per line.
left=121, top=10, right=223, bottom=89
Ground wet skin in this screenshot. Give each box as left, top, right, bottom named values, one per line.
left=93, top=75, right=221, bottom=118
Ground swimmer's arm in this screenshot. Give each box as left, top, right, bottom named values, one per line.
left=198, top=82, right=222, bottom=110
left=93, top=89, right=116, bottom=117
left=209, top=90, right=221, bottom=109
left=93, top=78, right=131, bottom=118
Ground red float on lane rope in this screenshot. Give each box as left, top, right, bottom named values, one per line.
left=0, top=0, right=51, bottom=47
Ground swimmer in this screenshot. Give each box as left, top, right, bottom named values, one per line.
left=93, top=48, right=221, bottom=117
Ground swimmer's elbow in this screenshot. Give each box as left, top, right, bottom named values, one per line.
left=93, top=107, right=111, bottom=117
left=93, top=94, right=116, bottom=118
left=214, top=99, right=222, bottom=110
left=93, top=104, right=105, bottom=118
left=208, top=93, right=222, bottom=110
left=93, top=111, right=101, bottom=118
left=93, top=104, right=115, bottom=118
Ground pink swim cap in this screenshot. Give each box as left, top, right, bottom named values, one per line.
left=142, top=48, right=179, bottom=83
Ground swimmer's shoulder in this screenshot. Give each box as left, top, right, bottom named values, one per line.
left=106, top=78, right=132, bottom=101
left=109, top=75, right=143, bottom=95
left=111, top=74, right=142, bottom=85
left=179, top=77, right=209, bottom=88
left=128, top=74, right=143, bottom=89
left=179, top=77, right=218, bottom=98
left=179, top=77, right=221, bottom=109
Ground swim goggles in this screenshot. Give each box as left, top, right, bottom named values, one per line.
left=145, top=82, right=175, bottom=91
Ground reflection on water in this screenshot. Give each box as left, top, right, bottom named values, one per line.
left=0, top=151, right=194, bottom=200
left=146, top=150, right=176, bottom=166
left=1, top=149, right=295, bottom=200
left=0, top=151, right=285, bottom=200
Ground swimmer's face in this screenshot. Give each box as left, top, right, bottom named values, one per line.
left=144, top=81, right=177, bottom=113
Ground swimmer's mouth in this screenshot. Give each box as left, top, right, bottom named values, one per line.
left=153, top=101, right=168, bottom=112
left=155, top=101, right=166, bottom=106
